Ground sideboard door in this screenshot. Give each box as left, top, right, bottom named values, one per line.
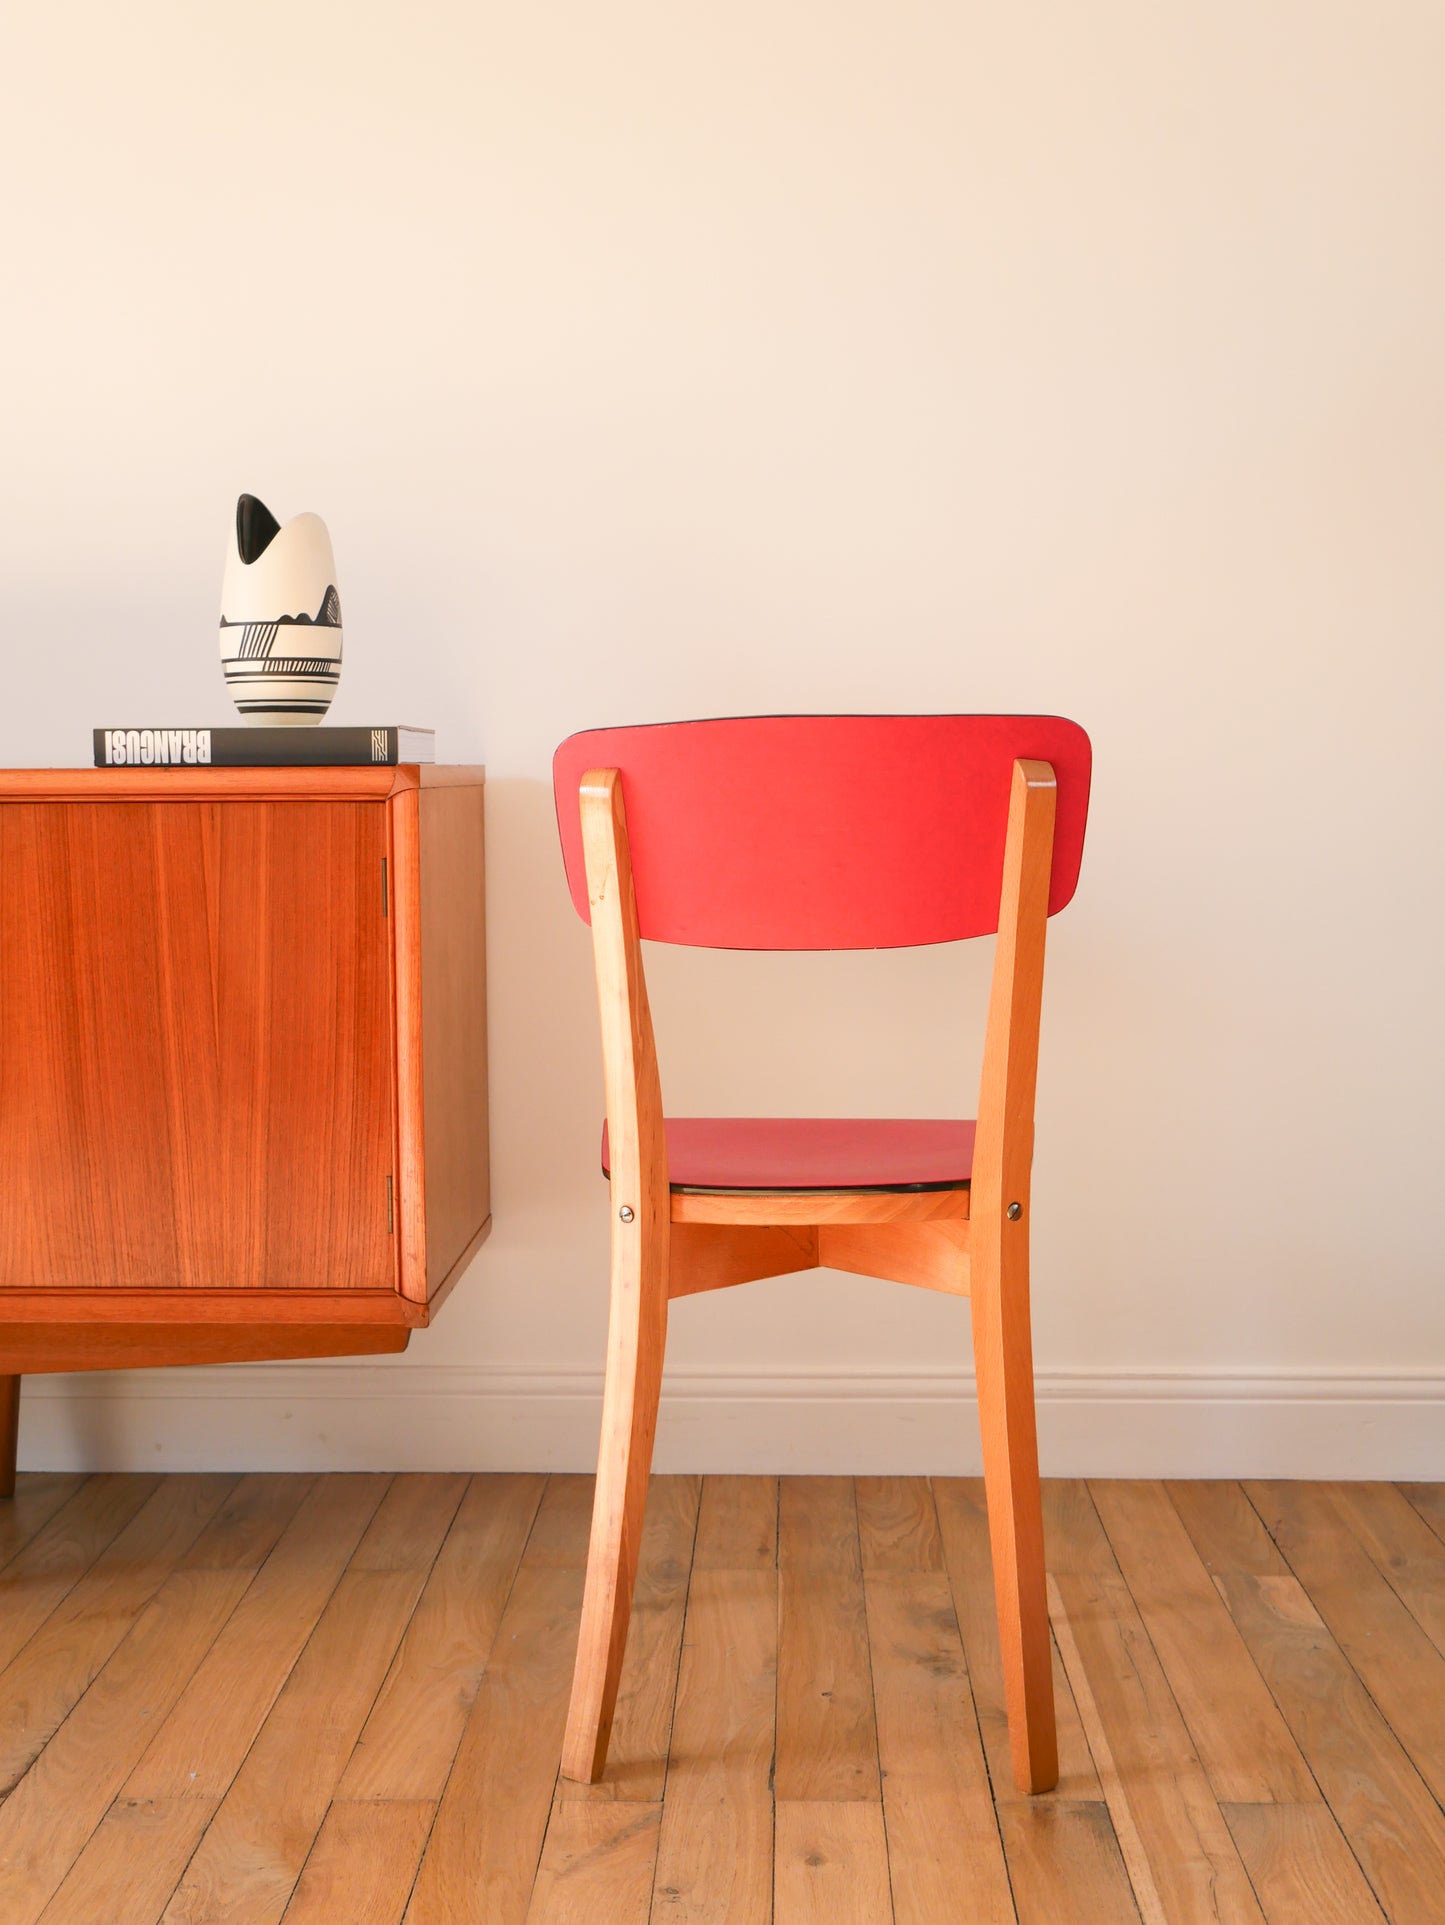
left=0, top=800, right=395, bottom=1292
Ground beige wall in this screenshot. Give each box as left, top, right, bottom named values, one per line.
left=4, top=2, right=1442, bottom=1473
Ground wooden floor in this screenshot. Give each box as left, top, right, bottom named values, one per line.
left=1, top=1474, right=1443, bottom=1922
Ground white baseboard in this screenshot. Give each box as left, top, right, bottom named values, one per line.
left=17, top=1363, right=1445, bottom=1479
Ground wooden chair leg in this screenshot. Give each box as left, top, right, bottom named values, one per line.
left=0, top=1376, right=20, bottom=1499
left=561, top=1228, right=669, bottom=1784
left=971, top=1240, right=1058, bottom=1794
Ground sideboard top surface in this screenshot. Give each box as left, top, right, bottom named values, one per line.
left=0, top=766, right=484, bottom=803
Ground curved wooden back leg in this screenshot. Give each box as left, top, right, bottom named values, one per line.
left=561, top=770, right=671, bottom=1785
left=971, top=759, right=1060, bottom=1795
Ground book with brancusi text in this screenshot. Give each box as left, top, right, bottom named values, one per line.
left=94, top=725, right=435, bottom=768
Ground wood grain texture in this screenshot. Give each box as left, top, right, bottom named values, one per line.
left=855, top=1475, right=945, bottom=1575
left=995, top=1803, right=1141, bottom=1925
left=0, top=1568, right=250, bottom=1925
left=123, top=1474, right=388, bottom=1801
left=774, top=1801, right=891, bottom=1925
left=417, top=778, right=490, bottom=1296
left=0, top=1471, right=88, bottom=1569
left=865, top=1572, right=1014, bottom=1924
left=1050, top=1570, right=1264, bottom=1922
left=1214, top=1570, right=1445, bottom=1925
left=1, top=767, right=420, bottom=802
left=0, top=1472, right=159, bottom=1675
left=0, top=1287, right=427, bottom=1326
left=279, top=1799, right=436, bottom=1925
left=968, top=759, right=1058, bottom=1794
left=0, top=1320, right=410, bottom=1373
left=562, top=771, right=671, bottom=1785
left=933, top=1480, right=1101, bottom=1807
left=1400, top=1481, right=1445, bottom=1544
left=668, top=1222, right=817, bottom=1298
left=1245, top=1479, right=1445, bottom=1807
left=817, top=1220, right=970, bottom=1294
left=341, top=1472, right=545, bottom=1801
left=776, top=1477, right=879, bottom=1803
left=1329, top=1480, right=1445, bottom=1658
left=690, top=1474, right=778, bottom=1572
left=0, top=1474, right=235, bottom=1793
left=37, top=1796, right=219, bottom=1925
left=526, top=1801, right=661, bottom=1923
left=560, top=1476, right=699, bottom=1804
left=404, top=1565, right=585, bottom=1925
left=671, top=1186, right=968, bottom=1226
left=1222, top=1803, right=1387, bottom=1925
left=650, top=1568, right=777, bottom=1922
left=389, top=782, right=428, bottom=1301
left=1088, top=1479, right=1316, bottom=1803
left=161, top=1508, right=449, bottom=1925
left=1165, top=1479, right=1292, bottom=1577
left=0, top=799, right=394, bottom=1294
left=13, top=1474, right=1445, bottom=1922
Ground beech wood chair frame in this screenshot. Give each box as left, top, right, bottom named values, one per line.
left=561, top=751, right=1062, bottom=1796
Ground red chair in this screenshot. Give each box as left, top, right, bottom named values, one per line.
left=552, top=713, right=1092, bottom=1794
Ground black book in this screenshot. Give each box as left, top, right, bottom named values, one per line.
left=94, top=725, right=435, bottom=769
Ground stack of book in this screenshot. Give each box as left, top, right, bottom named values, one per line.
left=94, top=725, right=435, bottom=769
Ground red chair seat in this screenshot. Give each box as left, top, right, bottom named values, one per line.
left=602, top=1116, right=975, bottom=1193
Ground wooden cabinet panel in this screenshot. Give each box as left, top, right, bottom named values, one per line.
left=0, top=800, right=394, bottom=1292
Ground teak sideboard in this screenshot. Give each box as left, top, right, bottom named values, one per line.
left=0, top=765, right=489, bottom=1492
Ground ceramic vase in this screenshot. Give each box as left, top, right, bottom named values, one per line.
left=219, top=494, right=343, bottom=724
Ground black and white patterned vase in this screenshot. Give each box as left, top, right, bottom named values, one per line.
left=219, top=494, right=343, bottom=724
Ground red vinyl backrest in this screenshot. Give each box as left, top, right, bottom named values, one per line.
left=552, top=714, right=1092, bottom=950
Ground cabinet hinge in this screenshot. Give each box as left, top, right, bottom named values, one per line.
left=386, top=1175, right=394, bottom=1234
left=381, top=857, right=389, bottom=917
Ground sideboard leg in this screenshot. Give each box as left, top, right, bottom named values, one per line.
left=0, top=1376, right=19, bottom=1498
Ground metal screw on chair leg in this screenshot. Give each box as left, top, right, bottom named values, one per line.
left=618, top=1206, right=635, bottom=1223
left=1007, top=1201, right=1022, bottom=1221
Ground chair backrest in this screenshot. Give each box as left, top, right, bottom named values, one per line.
left=553, top=714, right=1091, bottom=949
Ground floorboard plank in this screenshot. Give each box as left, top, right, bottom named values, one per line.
left=1320, top=1480, right=1445, bottom=1660
left=691, top=1476, right=777, bottom=1573
left=774, top=1801, right=891, bottom=1925
left=527, top=1801, right=662, bottom=1923
left=402, top=1564, right=582, bottom=1925
left=1088, top=1480, right=1316, bottom=1803
left=0, top=1475, right=89, bottom=1573
left=1398, top=1482, right=1445, bottom=1544
left=650, top=1567, right=776, bottom=1921
left=178, top=1473, right=316, bottom=1571
left=1221, top=1803, right=1386, bottom=1924
left=864, top=1572, right=1014, bottom=1924
left=1050, top=1570, right=1264, bottom=1922
left=559, top=1475, right=700, bottom=1805
left=1215, top=1569, right=1445, bottom=1925
left=932, top=1477, right=1101, bottom=1803
left=1166, top=1481, right=1291, bottom=1578
left=160, top=1476, right=454, bottom=1925
left=855, top=1476, right=944, bottom=1574
left=401, top=1471, right=592, bottom=1925
left=14, top=1473, right=1445, bottom=1920
left=341, top=1473, right=546, bottom=1801
left=995, top=1803, right=1141, bottom=1925
left=0, top=1474, right=236, bottom=1793
left=775, top=1477, right=878, bottom=1802
left=280, top=1799, right=435, bottom=1925
left=125, top=1473, right=392, bottom=1805
left=36, top=1797, right=217, bottom=1925
left=1245, top=1480, right=1445, bottom=1807
left=0, top=1568, right=250, bottom=1925
left=0, top=1474, right=160, bottom=1675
